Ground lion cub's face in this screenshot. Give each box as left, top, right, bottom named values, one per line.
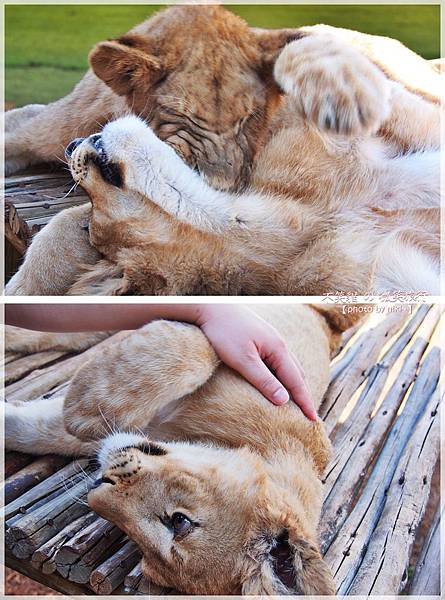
left=88, top=432, right=335, bottom=595
left=88, top=5, right=298, bottom=191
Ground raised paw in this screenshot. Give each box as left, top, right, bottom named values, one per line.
left=274, top=35, right=391, bottom=136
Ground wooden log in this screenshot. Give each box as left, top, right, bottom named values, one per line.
left=4, top=170, right=90, bottom=260
left=5, top=451, right=34, bottom=478
left=5, top=459, right=90, bottom=521
left=409, top=506, right=441, bottom=595
left=137, top=575, right=169, bottom=595
left=55, top=518, right=124, bottom=583
left=320, top=335, right=435, bottom=552
left=330, top=321, right=362, bottom=360
left=124, top=561, right=144, bottom=593
left=5, top=352, right=24, bottom=365
left=324, top=347, right=439, bottom=593
left=329, top=332, right=363, bottom=382
left=89, top=539, right=140, bottom=594
left=6, top=471, right=89, bottom=529
left=330, top=305, right=439, bottom=453
left=320, top=310, right=411, bottom=433
left=3, top=455, right=68, bottom=504
left=5, top=472, right=95, bottom=559
left=5, top=331, right=130, bottom=404
left=5, top=172, right=70, bottom=186
left=346, top=387, right=440, bottom=594
left=6, top=552, right=93, bottom=595
left=4, top=221, right=27, bottom=254
left=124, top=560, right=169, bottom=595
left=31, top=511, right=97, bottom=574
left=4, top=350, right=67, bottom=385
left=65, top=534, right=125, bottom=583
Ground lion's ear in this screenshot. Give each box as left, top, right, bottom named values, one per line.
left=241, top=529, right=335, bottom=595
left=254, top=27, right=308, bottom=64
left=89, top=38, right=164, bottom=96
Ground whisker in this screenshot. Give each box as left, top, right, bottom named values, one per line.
left=98, top=404, right=115, bottom=435
left=42, top=180, right=79, bottom=201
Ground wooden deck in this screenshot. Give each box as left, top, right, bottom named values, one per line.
left=4, top=167, right=84, bottom=282
left=3, top=305, right=442, bottom=596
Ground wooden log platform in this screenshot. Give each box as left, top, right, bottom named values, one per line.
left=4, top=166, right=85, bottom=282
left=3, top=305, right=442, bottom=595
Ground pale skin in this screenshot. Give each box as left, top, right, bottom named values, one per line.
left=5, top=304, right=316, bottom=420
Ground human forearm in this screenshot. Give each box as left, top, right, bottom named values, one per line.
left=4, top=303, right=204, bottom=333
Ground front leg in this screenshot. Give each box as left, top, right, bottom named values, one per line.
left=95, top=116, right=264, bottom=233
left=63, top=320, right=219, bottom=441
left=274, top=34, right=391, bottom=136
left=6, top=397, right=93, bottom=456
left=276, top=28, right=441, bottom=151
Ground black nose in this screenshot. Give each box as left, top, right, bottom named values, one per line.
left=65, top=137, right=85, bottom=158
left=89, top=478, right=104, bottom=490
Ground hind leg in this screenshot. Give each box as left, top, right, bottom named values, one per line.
left=5, top=396, right=93, bottom=456
left=5, top=104, right=46, bottom=133
left=5, top=325, right=110, bottom=354
left=5, top=204, right=100, bottom=296
left=5, top=70, right=127, bottom=175
left=63, top=320, right=219, bottom=441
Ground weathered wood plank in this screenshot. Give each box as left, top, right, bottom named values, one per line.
left=4, top=172, right=70, bottom=186
left=5, top=451, right=34, bottom=478
left=409, top=505, right=442, bottom=596
left=324, top=347, right=440, bottom=594
left=5, top=352, right=24, bottom=365
left=320, top=309, right=414, bottom=433
left=5, top=331, right=130, bottom=404
left=346, top=384, right=440, bottom=594
left=5, top=472, right=95, bottom=559
left=124, top=561, right=167, bottom=595
left=6, top=552, right=93, bottom=596
left=31, top=511, right=97, bottom=574
left=4, top=459, right=91, bottom=521
left=55, top=517, right=124, bottom=583
left=320, top=334, right=436, bottom=552
left=4, top=350, right=68, bottom=385
left=89, top=540, right=140, bottom=595
left=3, top=455, right=68, bottom=504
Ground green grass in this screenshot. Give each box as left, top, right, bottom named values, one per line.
left=5, top=4, right=440, bottom=106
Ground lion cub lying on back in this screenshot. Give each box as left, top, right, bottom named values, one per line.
left=5, top=305, right=360, bottom=595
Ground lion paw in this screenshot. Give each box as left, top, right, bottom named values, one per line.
left=274, top=35, right=391, bottom=136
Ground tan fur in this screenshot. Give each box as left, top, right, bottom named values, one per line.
left=4, top=325, right=110, bottom=354
left=4, top=305, right=362, bottom=594
left=5, top=6, right=441, bottom=296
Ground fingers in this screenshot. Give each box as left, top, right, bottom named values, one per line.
left=237, top=354, right=290, bottom=406
left=272, top=351, right=317, bottom=420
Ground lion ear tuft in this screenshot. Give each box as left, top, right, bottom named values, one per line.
left=89, top=39, right=164, bottom=97
left=241, top=529, right=335, bottom=595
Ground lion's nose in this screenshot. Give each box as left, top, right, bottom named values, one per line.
left=65, top=137, right=86, bottom=158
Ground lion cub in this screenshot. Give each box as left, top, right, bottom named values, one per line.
left=5, top=6, right=441, bottom=296
left=5, top=305, right=360, bottom=594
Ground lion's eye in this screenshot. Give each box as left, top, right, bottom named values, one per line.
left=171, top=512, right=192, bottom=538
left=159, top=511, right=196, bottom=539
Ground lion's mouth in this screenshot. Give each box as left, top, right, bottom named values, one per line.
left=66, top=134, right=123, bottom=188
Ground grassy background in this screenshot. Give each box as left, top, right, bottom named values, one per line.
left=5, top=4, right=440, bottom=107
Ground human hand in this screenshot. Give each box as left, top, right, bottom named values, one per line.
left=196, top=305, right=317, bottom=420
